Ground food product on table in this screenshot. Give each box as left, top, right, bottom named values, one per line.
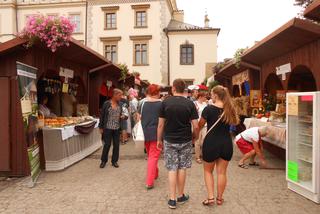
left=44, top=118, right=68, bottom=127
left=44, top=116, right=94, bottom=128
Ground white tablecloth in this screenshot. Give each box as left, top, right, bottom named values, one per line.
left=243, top=118, right=286, bottom=149
left=43, top=119, right=99, bottom=141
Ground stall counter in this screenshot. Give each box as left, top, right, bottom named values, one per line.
left=42, top=119, right=101, bottom=171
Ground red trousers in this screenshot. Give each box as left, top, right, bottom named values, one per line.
left=145, top=141, right=161, bottom=186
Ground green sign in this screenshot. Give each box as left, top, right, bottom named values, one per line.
left=288, top=161, right=299, bottom=182
left=17, top=62, right=41, bottom=186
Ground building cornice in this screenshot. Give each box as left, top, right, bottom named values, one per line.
left=16, top=1, right=86, bottom=9
left=100, top=36, right=122, bottom=42
left=88, top=0, right=158, bottom=6
left=131, top=4, right=150, bottom=9
left=101, top=6, right=120, bottom=11
left=130, top=35, right=152, bottom=40
left=0, top=3, right=16, bottom=9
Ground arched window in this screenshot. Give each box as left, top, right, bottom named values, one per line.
left=180, top=41, right=194, bottom=65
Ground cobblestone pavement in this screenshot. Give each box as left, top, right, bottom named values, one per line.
left=1, top=141, right=320, bottom=214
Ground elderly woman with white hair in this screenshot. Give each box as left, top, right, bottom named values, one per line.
left=234, top=126, right=268, bottom=169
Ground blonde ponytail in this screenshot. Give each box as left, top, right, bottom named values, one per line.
left=211, top=86, right=239, bottom=126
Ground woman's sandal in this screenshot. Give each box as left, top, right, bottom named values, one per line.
left=202, top=198, right=215, bottom=206
left=216, top=197, right=224, bottom=205
left=249, top=161, right=259, bottom=166
left=196, top=158, right=202, bottom=164
left=238, top=163, right=249, bottom=169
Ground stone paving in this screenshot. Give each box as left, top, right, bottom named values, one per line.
left=0, top=141, right=320, bottom=214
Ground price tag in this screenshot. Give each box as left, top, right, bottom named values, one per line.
left=62, top=83, right=69, bottom=93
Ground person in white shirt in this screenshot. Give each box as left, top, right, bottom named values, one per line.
left=194, top=92, right=208, bottom=164
left=234, top=127, right=268, bottom=169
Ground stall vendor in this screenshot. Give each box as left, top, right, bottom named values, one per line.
left=39, top=95, right=56, bottom=118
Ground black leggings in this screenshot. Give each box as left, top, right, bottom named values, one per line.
left=101, top=129, right=121, bottom=163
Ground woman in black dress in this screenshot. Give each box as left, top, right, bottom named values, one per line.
left=199, top=86, right=239, bottom=206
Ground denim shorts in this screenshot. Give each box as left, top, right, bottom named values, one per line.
left=163, top=140, right=192, bottom=171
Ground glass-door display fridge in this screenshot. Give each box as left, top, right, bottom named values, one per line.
left=286, top=92, right=320, bottom=203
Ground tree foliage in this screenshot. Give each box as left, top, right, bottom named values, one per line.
left=294, top=0, right=314, bottom=8
left=118, top=63, right=129, bottom=80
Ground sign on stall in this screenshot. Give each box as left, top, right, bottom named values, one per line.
left=276, top=63, right=291, bottom=81
left=287, top=95, right=299, bottom=116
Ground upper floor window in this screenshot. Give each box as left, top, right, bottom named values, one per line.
left=180, top=43, right=194, bottom=65
left=136, top=11, right=147, bottom=27
left=130, top=35, right=152, bottom=66
left=69, top=14, right=81, bottom=33
left=106, top=13, right=116, bottom=29
left=131, top=4, right=150, bottom=28
left=134, top=43, right=148, bottom=65
left=101, top=6, right=119, bottom=30
left=105, top=44, right=118, bottom=63
left=100, top=36, right=121, bottom=64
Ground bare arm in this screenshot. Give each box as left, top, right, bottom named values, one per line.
left=252, top=140, right=267, bottom=167
left=157, top=118, right=165, bottom=149
left=198, top=117, right=207, bottom=130
left=191, top=119, right=200, bottom=141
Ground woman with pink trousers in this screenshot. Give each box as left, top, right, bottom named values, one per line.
left=139, top=84, right=162, bottom=189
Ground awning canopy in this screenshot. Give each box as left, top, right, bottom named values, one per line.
left=304, top=0, right=320, bottom=21
left=241, top=18, right=320, bottom=65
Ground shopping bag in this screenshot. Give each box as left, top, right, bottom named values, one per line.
left=132, top=121, right=145, bottom=150
left=132, top=121, right=144, bottom=141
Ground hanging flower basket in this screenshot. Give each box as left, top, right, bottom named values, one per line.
left=20, top=15, right=75, bottom=52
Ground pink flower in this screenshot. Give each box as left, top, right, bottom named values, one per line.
left=20, top=15, right=74, bottom=52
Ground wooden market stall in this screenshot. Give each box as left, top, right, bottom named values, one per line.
left=89, top=64, right=121, bottom=117
left=241, top=18, right=320, bottom=94
left=215, top=60, right=260, bottom=97
left=237, top=17, right=320, bottom=158
left=0, top=37, right=120, bottom=176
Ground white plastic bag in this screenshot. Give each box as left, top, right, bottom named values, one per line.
left=132, top=121, right=145, bottom=150
left=132, top=121, right=144, bottom=141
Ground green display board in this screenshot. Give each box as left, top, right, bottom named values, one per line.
left=17, top=62, right=41, bottom=186
left=287, top=161, right=299, bottom=182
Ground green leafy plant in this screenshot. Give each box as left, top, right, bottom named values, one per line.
left=234, top=48, right=246, bottom=68
left=118, top=63, right=129, bottom=80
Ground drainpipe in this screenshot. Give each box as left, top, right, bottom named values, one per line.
left=15, top=3, right=18, bottom=35
left=85, top=1, right=88, bottom=46
left=164, top=28, right=170, bottom=85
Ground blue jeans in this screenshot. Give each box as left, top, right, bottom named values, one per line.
left=101, top=129, right=121, bottom=163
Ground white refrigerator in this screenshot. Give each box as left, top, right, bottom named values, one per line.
left=286, top=92, right=320, bottom=203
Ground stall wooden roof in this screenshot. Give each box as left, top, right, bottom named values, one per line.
left=215, top=59, right=261, bottom=78
left=241, top=18, right=320, bottom=65
left=0, top=37, right=120, bottom=72
left=304, top=0, right=320, bottom=21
